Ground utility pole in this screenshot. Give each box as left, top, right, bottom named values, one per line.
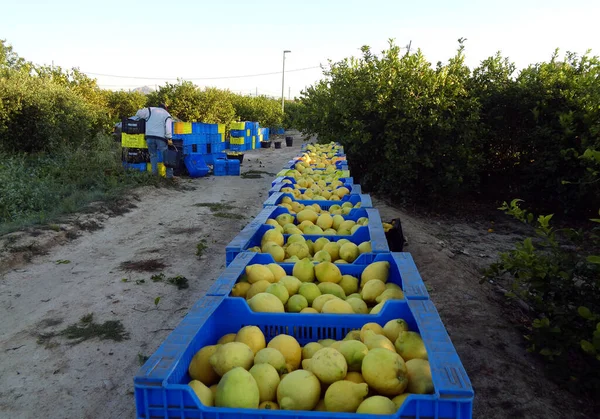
left=289, top=87, right=291, bottom=101
left=255, top=87, right=258, bottom=96
left=281, top=50, right=291, bottom=112
left=406, top=40, right=412, bottom=55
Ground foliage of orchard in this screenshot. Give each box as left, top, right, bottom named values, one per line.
left=297, top=39, right=600, bottom=397
left=0, top=40, right=284, bottom=154
left=297, top=40, right=600, bottom=217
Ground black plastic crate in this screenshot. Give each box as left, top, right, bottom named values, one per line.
left=121, top=117, right=146, bottom=134
left=122, top=147, right=149, bottom=163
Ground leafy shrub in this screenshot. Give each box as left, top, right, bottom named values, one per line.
left=105, top=90, right=148, bottom=122
left=0, top=40, right=109, bottom=153
left=297, top=39, right=600, bottom=216
left=0, top=134, right=159, bottom=230
left=485, top=198, right=600, bottom=395
left=0, top=70, right=108, bottom=153
left=283, top=100, right=304, bottom=130
left=470, top=51, right=600, bottom=214
left=299, top=40, right=482, bottom=202
left=232, top=95, right=283, bottom=128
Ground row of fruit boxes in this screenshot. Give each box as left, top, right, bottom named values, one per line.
left=133, top=143, right=474, bottom=419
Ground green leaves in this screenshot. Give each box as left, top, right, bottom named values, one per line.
left=586, top=255, right=600, bottom=264
left=578, top=306, right=594, bottom=320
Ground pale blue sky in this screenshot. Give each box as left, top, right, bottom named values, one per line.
left=2, top=0, right=599, bottom=98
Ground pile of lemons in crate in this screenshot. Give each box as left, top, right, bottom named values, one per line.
left=231, top=260, right=404, bottom=315
left=185, top=143, right=433, bottom=414
left=249, top=217, right=372, bottom=263
left=275, top=145, right=353, bottom=205
left=187, top=322, right=432, bottom=413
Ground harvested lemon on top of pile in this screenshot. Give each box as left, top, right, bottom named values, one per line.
left=248, top=223, right=371, bottom=264
left=186, top=321, right=432, bottom=413
left=278, top=183, right=352, bottom=202
left=263, top=208, right=368, bottom=238
left=280, top=167, right=347, bottom=180
left=230, top=259, right=405, bottom=314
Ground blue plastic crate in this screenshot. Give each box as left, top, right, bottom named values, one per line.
left=263, top=193, right=372, bottom=209
left=206, top=142, right=226, bottom=154
left=191, top=122, right=203, bottom=134
left=202, top=153, right=227, bottom=165
left=226, top=159, right=240, bottom=176
left=214, top=142, right=226, bottom=153
left=183, top=154, right=209, bottom=178
left=212, top=251, right=427, bottom=300
left=213, top=159, right=227, bottom=176
left=230, top=130, right=245, bottom=138
left=182, top=133, right=209, bottom=145
left=229, top=143, right=245, bottom=152
left=183, top=144, right=208, bottom=155
left=225, top=207, right=389, bottom=265
left=268, top=182, right=361, bottom=197
left=123, top=162, right=147, bottom=172
left=134, top=296, right=473, bottom=419
left=271, top=176, right=354, bottom=187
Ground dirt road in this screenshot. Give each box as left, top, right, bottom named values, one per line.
left=0, top=135, right=589, bottom=419
left=0, top=139, right=302, bottom=419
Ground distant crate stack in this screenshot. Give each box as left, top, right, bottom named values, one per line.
left=121, top=117, right=272, bottom=178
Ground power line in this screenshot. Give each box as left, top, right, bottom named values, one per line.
left=83, top=65, right=322, bottom=81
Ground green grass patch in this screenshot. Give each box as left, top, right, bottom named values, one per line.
left=0, top=135, right=166, bottom=236
left=193, top=202, right=235, bottom=211
left=213, top=212, right=245, bottom=219
left=240, top=170, right=276, bottom=179
left=196, top=239, right=208, bottom=258
left=37, top=313, right=128, bottom=345
left=168, top=275, right=189, bottom=290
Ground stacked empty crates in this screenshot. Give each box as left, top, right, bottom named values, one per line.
left=245, top=121, right=260, bottom=150
left=173, top=121, right=227, bottom=166
left=229, top=121, right=246, bottom=152
left=121, top=117, right=150, bottom=172
left=134, top=142, right=475, bottom=419
left=229, top=121, right=263, bottom=151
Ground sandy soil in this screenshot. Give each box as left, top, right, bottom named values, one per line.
left=0, top=134, right=590, bottom=419
left=374, top=198, right=590, bottom=419
left=0, top=137, right=302, bottom=419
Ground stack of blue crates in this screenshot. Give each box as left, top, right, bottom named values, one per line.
left=133, top=141, right=474, bottom=419
left=260, top=127, right=270, bottom=141
left=173, top=122, right=227, bottom=166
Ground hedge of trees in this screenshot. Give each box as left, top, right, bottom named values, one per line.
left=0, top=40, right=285, bottom=227
left=296, top=40, right=600, bottom=217
left=294, top=39, right=600, bottom=398
left=0, top=40, right=284, bottom=154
